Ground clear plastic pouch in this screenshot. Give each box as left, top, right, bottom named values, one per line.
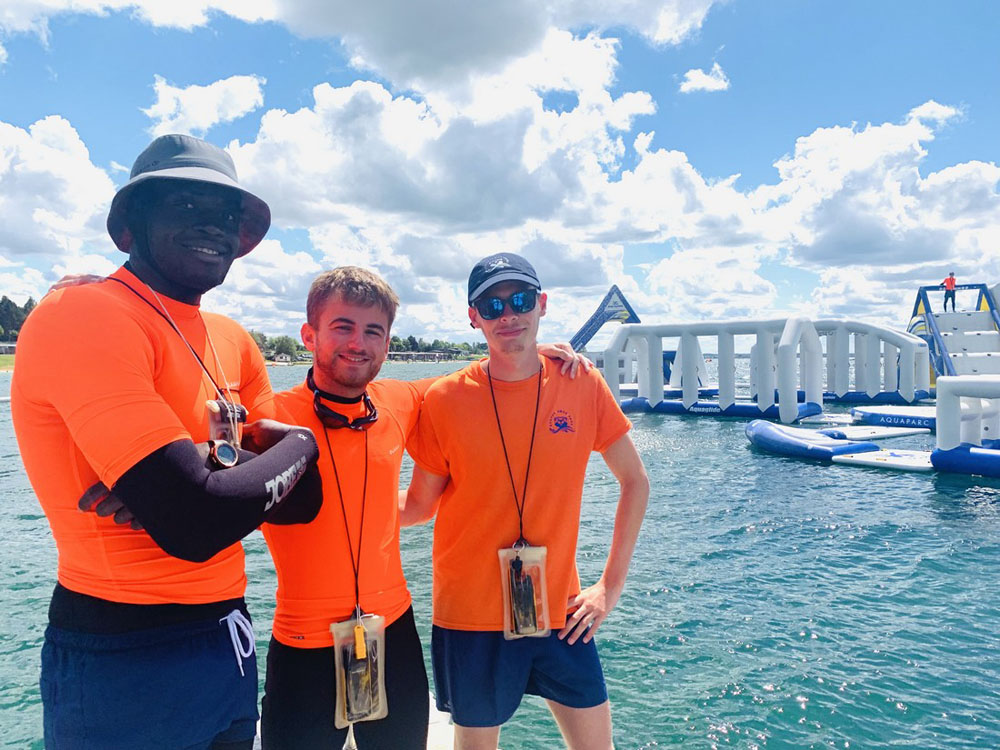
left=498, top=543, right=550, bottom=640
left=330, top=614, right=388, bottom=729
left=206, top=399, right=247, bottom=448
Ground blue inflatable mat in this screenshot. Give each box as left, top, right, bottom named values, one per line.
left=851, top=405, right=935, bottom=430
left=745, top=419, right=880, bottom=462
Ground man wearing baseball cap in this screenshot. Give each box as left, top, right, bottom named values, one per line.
left=402, top=252, right=650, bottom=749
left=12, top=134, right=323, bottom=750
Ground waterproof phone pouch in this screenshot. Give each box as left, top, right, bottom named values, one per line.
left=330, top=614, right=388, bottom=729
left=206, top=399, right=247, bottom=449
left=498, top=544, right=550, bottom=640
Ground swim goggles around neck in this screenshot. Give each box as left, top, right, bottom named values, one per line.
left=307, top=368, right=378, bottom=430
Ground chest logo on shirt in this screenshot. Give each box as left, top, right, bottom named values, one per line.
left=548, top=410, right=575, bottom=434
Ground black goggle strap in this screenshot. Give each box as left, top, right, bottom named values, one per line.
left=307, top=368, right=378, bottom=430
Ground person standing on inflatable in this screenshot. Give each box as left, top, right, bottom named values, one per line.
left=11, top=134, right=323, bottom=750
left=402, top=253, right=650, bottom=750
left=940, top=272, right=958, bottom=312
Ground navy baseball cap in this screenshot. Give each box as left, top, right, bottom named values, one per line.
left=467, top=253, right=541, bottom=304
left=107, top=134, right=270, bottom=257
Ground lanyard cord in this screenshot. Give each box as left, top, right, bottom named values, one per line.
left=106, top=276, right=236, bottom=405
left=486, top=359, right=542, bottom=544
left=322, top=425, right=369, bottom=613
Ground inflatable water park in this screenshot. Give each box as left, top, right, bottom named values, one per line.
left=577, top=282, right=1000, bottom=479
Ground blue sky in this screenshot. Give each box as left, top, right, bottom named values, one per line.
left=0, top=1, right=997, bottom=342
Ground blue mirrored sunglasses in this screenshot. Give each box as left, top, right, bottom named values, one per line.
left=474, top=289, right=538, bottom=320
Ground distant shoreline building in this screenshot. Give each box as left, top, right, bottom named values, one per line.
left=387, top=348, right=466, bottom=362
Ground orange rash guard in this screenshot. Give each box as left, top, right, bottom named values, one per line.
left=263, top=377, right=434, bottom=647
left=11, top=267, right=274, bottom=604
left=407, top=358, right=631, bottom=631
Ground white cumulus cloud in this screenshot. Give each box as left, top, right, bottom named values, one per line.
left=1, top=1, right=720, bottom=91
left=0, top=116, right=115, bottom=260
left=0, top=1, right=274, bottom=37
left=143, top=74, right=267, bottom=137
left=679, top=61, right=729, bottom=93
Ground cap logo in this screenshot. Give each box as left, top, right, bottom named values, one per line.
left=486, top=256, right=512, bottom=271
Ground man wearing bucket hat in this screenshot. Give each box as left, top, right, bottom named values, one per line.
left=11, top=134, right=323, bottom=750
left=402, top=252, right=649, bottom=750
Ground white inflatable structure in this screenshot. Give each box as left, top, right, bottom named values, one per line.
left=603, top=317, right=823, bottom=423
left=811, top=320, right=931, bottom=403
left=603, top=317, right=930, bottom=423
left=932, top=376, right=1000, bottom=477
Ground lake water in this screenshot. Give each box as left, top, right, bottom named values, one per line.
left=2, top=363, right=999, bottom=748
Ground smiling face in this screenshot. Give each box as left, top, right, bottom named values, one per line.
left=468, top=280, right=547, bottom=356
left=301, top=294, right=391, bottom=397
left=126, top=181, right=243, bottom=303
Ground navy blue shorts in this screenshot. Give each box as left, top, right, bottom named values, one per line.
left=41, top=611, right=259, bottom=750
left=431, top=626, right=608, bottom=727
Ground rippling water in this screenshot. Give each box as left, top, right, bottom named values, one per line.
left=2, top=364, right=999, bottom=748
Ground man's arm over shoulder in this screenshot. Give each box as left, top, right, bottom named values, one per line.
left=399, top=464, right=449, bottom=526
left=400, top=378, right=454, bottom=525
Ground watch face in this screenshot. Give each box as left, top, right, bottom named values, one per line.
left=213, top=441, right=239, bottom=467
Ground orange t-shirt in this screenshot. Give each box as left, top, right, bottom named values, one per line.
left=407, top=358, right=631, bottom=631
left=11, top=266, right=274, bottom=605
left=263, top=377, right=432, bottom=647
left=942, top=277, right=957, bottom=290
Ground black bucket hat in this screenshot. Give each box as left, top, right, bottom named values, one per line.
left=467, top=252, right=541, bottom=304
left=107, top=134, right=271, bottom=257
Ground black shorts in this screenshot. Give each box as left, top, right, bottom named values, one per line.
left=261, top=607, right=429, bottom=749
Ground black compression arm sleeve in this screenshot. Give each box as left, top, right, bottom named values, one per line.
left=112, top=429, right=321, bottom=563
left=264, top=461, right=322, bottom=525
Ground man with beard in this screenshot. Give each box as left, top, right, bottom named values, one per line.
left=11, top=134, right=322, bottom=750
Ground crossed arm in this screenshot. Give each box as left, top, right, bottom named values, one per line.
left=80, top=419, right=323, bottom=563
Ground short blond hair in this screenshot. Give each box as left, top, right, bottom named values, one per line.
left=306, top=267, right=399, bottom=329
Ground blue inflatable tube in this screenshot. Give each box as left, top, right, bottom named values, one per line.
left=619, top=397, right=653, bottom=412
left=825, top=389, right=931, bottom=405
left=930, top=445, right=1000, bottom=478
left=619, top=399, right=822, bottom=420
left=761, top=389, right=932, bottom=405
left=745, top=420, right=880, bottom=462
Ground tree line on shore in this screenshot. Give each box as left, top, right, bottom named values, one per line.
left=0, top=296, right=36, bottom=341
left=248, top=331, right=487, bottom=359
left=0, top=297, right=483, bottom=361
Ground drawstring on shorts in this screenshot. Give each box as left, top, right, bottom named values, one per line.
left=219, top=609, right=255, bottom=677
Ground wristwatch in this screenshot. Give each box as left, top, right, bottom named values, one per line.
left=208, top=439, right=239, bottom=469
